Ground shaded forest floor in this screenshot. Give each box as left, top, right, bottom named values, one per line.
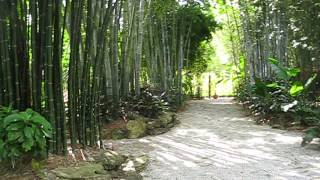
left=109, top=98, right=320, bottom=180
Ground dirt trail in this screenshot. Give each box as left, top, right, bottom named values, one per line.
left=110, top=98, right=320, bottom=180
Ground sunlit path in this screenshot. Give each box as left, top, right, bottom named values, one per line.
left=1, top=0, right=320, bottom=179
left=110, top=98, right=320, bottom=180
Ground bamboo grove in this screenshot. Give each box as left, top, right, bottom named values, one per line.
left=218, top=0, right=320, bottom=144
left=220, top=0, right=320, bottom=83
left=0, top=0, right=216, bottom=154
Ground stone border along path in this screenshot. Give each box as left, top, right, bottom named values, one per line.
left=108, top=98, right=320, bottom=180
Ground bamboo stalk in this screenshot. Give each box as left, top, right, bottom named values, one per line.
left=30, top=0, right=41, bottom=112
left=9, top=0, right=21, bottom=109
left=45, top=0, right=56, bottom=152
left=134, top=0, right=145, bottom=96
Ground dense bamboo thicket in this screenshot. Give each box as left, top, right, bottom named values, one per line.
left=221, top=0, right=320, bottom=83
left=0, top=0, right=217, bottom=154
left=219, top=0, right=320, bottom=144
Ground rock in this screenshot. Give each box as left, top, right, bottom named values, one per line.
left=97, top=150, right=127, bottom=171
left=101, top=120, right=128, bottom=140
left=51, top=163, right=110, bottom=180
left=111, top=128, right=128, bottom=140
left=301, top=132, right=317, bottom=147
left=122, top=172, right=143, bottom=180
left=158, top=112, right=174, bottom=126
left=31, top=159, right=42, bottom=172
left=147, top=127, right=170, bottom=136
left=146, top=112, right=178, bottom=135
left=110, top=171, right=143, bottom=180
left=132, top=155, right=149, bottom=172
left=121, top=155, right=149, bottom=173
left=271, top=124, right=282, bottom=129
left=146, top=119, right=163, bottom=130
left=173, top=118, right=180, bottom=125
left=167, top=123, right=174, bottom=128
left=126, top=118, right=147, bottom=139
left=44, top=172, right=57, bottom=180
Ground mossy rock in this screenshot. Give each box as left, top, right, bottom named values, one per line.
left=173, top=118, right=180, bottom=125
left=167, top=123, right=175, bottom=128
left=51, top=163, right=110, bottom=180
left=97, top=150, right=127, bottom=171
left=111, top=172, right=143, bottom=180
left=147, top=127, right=170, bottom=136
left=146, top=112, right=178, bottom=135
left=121, top=155, right=149, bottom=173
left=132, top=155, right=149, bottom=172
left=146, top=119, right=163, bottom=130
left=158, top=112, right=175, bottom=126
left=111, top=128, right=128, bottom=140
left=126, top=118, right=147, bottom=139
left=31, top=159, right=43, bottom=172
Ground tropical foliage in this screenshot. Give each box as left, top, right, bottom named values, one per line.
left=0, top=107, right=52, bottom=168
left=218, top=0, right=320, bottom=146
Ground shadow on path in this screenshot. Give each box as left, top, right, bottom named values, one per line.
left=109, top=98, right=320, bottom=180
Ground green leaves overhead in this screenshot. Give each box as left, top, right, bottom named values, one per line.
left=177, top=4, right=218, bottom=75
left=152, top=0, right=178, bottom=16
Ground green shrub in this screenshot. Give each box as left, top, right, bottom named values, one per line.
left=0, top=107, right=52, bottom=168
left=236, top=58, right=319, bottom=146
left=129, top=88, right=169, bottom=118
left=114, top=88, right=170, bottom=120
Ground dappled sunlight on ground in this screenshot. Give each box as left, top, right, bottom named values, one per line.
left=207, top=98, right=235, bottom=105
left=108, top=99, right=320, bottom=180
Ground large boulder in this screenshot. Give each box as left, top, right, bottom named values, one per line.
left=96, top=150, right=127, bottom=171
left=126, top=118, right=147, bottom=139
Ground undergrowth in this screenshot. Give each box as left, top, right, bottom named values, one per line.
left=106, top=87, right=183, bottom=121
left=0, top=107, right=52, bottom=168
left=236, top=58, right=320, bottom=147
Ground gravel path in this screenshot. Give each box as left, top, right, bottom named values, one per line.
left=110, top=98, right=320, bottom=180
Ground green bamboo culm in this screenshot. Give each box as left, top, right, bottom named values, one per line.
left=9, top=1, right=21, bottom=109
left=0, top=0, right=208, bottom=155
left=0, top=0, right=14, bottom=107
